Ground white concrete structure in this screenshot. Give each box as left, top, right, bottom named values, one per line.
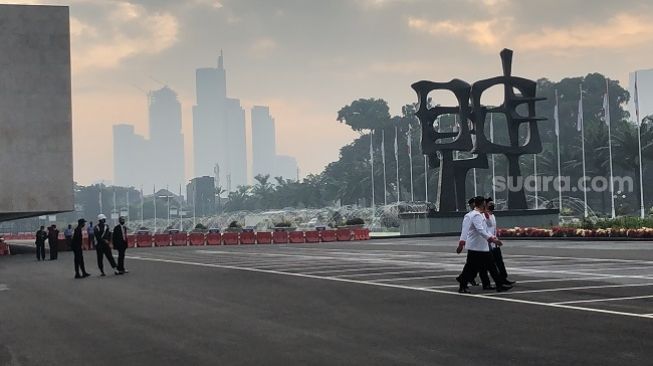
left=0, top=5, right=73, bottom=221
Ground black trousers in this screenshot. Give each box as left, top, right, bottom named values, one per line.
left=491, top=247, right=509, bottom=280
left=73, top=247, right=87, bottom=276
left=116, top=247, right=126, bottom=271
left=48, top=240, right=58, bottom=260
left=96, top=244, right=116, bottom=272
left=461, top=250, right=503, bottom=287
left=36, top=243, right=46, bottom=261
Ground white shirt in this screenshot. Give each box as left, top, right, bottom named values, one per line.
left=465, top=210, right=493, bottom=252
left=459, top=210, right=474, bottom=243
left=486, top=213, right=497, bottom=248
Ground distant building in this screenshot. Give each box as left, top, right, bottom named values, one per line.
left=629, top=69, right=653, bottom=123
left=193, top=52, right=248, bottom=194
left=112, top=124, right=147, bottom=188
left=148, top=86, right=185, bottom=191
left=187, top=176, right=215, bottom=217
left=251, top=105, right=277, bottom=178
left=275, top=155, right=298, bottom=181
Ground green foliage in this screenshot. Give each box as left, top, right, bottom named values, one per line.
left=569, top=216, right=653, bottom=229
left=345, top=218, right=365, bottom=226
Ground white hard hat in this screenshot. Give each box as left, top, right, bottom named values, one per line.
left=97, top=214, right=107, bottom=220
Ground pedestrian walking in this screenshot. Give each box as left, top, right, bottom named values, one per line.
left=486, top=200, right=514, bottom=285
left=112, top=216, right=129, bottom=274
left=35, top=226, right=47, bottom=261
left=72, top=219, right=90, bottom=279
left=47, top=225, right=59, bottom=260
left=94, top=214, right=119, bottom=276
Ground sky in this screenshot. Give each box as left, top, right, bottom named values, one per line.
left=6, top=0, right=653, bottom=185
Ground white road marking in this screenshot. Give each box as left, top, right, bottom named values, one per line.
left=551, top=294, right=653, bottom=305
left=127, top=255, right=653, bottom=320
left=371, top=274, right=460, bottom=282
left=483, top=282, right=653, bottom=296
left=336, top=268, right=449, bottom=278
left=0, top=284, right=9, bottom=291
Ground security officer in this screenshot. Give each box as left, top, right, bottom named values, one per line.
left=94, top=214, right=119, bottom=276
left=112, top=216, right=129, bottom=274
left=35, top=226, right=47, bottom=261
left=72, top=219, right=90, bottom=279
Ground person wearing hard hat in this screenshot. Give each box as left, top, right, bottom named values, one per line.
left=93, top=214, right=119, bottom=276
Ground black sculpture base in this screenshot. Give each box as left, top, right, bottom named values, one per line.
left=399, top=209, right=560, bottom=236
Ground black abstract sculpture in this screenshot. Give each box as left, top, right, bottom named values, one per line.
left=412, top=49, right=546, bottom=211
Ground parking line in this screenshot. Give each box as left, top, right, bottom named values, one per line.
left=551, top=294, right=653, bottom=305
left=484, top=282, right=653, bottom=295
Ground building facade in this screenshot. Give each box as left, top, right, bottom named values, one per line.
left=251, top=105, right=277, bottom=179
left=186, top=176, right=215, bottom=217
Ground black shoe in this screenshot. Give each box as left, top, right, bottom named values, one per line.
left=82, top=273, right=91, bottom=278
left=458, top=286, right=471, bottom=293
left=504, top=280, right=515, bottom=285
left=496, top=285, right=512, bottom=292
left=115, top=270, right=122, bottom=275
left=74, top=274, right=82, bottom=279
left=100, top=272, right=106, bottom=277
left=470, top=280, right=479, bottom=286
left=483, top=285, right=496, bottom=290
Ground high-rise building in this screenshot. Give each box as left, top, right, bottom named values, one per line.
left=112, top=124, right=148, bottom=187
left=251, top=105, right=277, bottom=178
left=193, top=52, right=248, bottom=193
left=186, top=176, right=215, bottom=217
left=629, top=69, right=653, bottom=123
left=275, top=155, right=298, bottom=181
left=148, top=86, right=185, bottom=191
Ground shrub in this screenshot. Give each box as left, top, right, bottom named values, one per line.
left=345, top=218, right=365, bottom=226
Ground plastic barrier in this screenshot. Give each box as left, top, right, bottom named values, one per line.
left=136, top=234, right=153, bottom=248
left=189, top=233, right=205, bottom=246
left=222, top=232, right=239, bottom=245
left=0, top=242, right=10, bottom=256
left=154, top=234, right=170, bottom=247
left=126, top=234, right=137, bottom=248
left=336, top=228, right=353, bottom=241
left=353, top=228, right=370, bottom=240
left=240, top=231, right=256, bottom=245
left=305, top=231, right=320, bottom=243
left=321, top=230, right=337, bottom=242
left=256, top=231, right=272, bottom=244
left=289, top=231, right=305, bottom=243
left=172, top=233, right=188, bottom=246
left=206, top=233, right=221, bottom=245
left=273, top=231, right=289, bottom=244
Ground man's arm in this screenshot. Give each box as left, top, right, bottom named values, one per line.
left=457, top=215, right=470, bottom=253
left=471, top=213, right=494, bottom=241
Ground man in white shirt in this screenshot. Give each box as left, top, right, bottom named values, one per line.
left=456, top=198, right=481, bottom=287
left=456, top=196, right=512, bottom=293
left=486, top=200, right=514, bottom=285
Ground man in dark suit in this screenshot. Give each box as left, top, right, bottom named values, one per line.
left=35, top=226, right=47, bottom=261
left=112, top=216, right=129, bottom=274
left=72, top=219, right=90, bottom=279
left=94, top=214, right=118, bottom=276
left=47, top=225, right=59, bottom=260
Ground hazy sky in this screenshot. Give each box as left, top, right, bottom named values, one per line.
left=7, top=0, right=653, bottom=185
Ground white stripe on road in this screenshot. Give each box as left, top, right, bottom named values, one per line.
left=0, top=284, right=9, bottom=291
left=483, top=282, right=653, bottom=296
left=551, top=294, right=653, bottom=305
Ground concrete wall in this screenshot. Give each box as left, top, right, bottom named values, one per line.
left=0, top=5, right=73, bottom=221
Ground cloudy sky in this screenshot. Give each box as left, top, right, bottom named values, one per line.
left=7, top=0, right=653, bottom=185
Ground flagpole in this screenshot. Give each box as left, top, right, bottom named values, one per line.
left=635, top=71, right=646, bottom=218
left=394, top=126, right=400, bottom=203
left=490, top=113, right=496, bottom=200
left=98, top=187, right=103, bottom=216
left=370, top=131, right=375, bottom=210
left=534, top=155, right=538, bottom=209
left=555, top=90, right=563, bottom=213
left=112, top=189, right=117, bottom=226
left=167, top=184, right=171, bottom=229
left=579, top=83, right=588, bottom=218
left=408, top=126, right=414, bottom=202
left=382, top=129, right=387, bottom=206
left=605, top=79, right=616, bottom=219
left=140, top=186, right=144, bottom=229
left=153, top=185, right=157, bottom=233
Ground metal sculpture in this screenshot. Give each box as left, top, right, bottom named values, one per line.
left=412, top=49, right=546, bottom=211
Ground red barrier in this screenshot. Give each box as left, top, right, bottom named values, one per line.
left=126, top=234, right=137, bottom=248
left=353, top=228, right=370, bottom=240
left=189, top=233, right=205, bottom=246
left=336, top=228, right=353, bottom=241
left=289, top=231, right=305, bottom=243
left=256, top=231, right=272, bottom=244
left=154, top=234, right=170, bottom=247
left=240, top=231, right=256, bottom=245
left=172, top=233, right=188, bottom=246
left=206, top=233, right=221, bottom=245
left=136, top=234, right=152, bottom=248
left=321, top=230, right=337, bottom=242
left=273, top=231, right=289, bottom=244
left=305, top=231, right=320, bottom=243
left=0, top=242, right=10, bottom=256
left=222, top=232, right=239, bottom=245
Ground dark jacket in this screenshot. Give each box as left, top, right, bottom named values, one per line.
left=112, top=224, right=128, bottom=250
left=35, top=230, right=47, bottom=245
left=47, top=229, right=59, bottom=245
left=71, top=227, right=84, bottom=249
left=94, top=224, right=111, bottom=247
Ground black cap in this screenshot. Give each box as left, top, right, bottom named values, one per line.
left=486, top=196, right=494, bottom=202
left=467, top=197, right=475, bottom=205
left=78, top=218, right=87, bottom=225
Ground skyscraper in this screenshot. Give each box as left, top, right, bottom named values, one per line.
left=112, top=124, right=148, bottom=187
left=251, top=105, right=277, bottom=178
left=193, top=52, right=248, bottom=193
left=148, top=86, right=185, bottom=190
left=186, top=176, right=215, bottom=217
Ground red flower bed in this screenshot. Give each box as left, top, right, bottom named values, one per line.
left=497, top=226, right=653, bottom=238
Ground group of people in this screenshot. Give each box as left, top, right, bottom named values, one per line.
left=455, top=196, right=514, bottom=293
left=37, top=214, right=130, bottom=279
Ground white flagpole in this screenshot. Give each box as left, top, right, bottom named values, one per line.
left=381, top=129, right=387, bottom=205
left=126, top=190, right=130, bottom=223
left=635, top=71, right=646, bottom=218
left=140, top=186, right=144, bottom=228
left=424, top=155, right=429, bottom=202
left=98, top=187, right=103, bottom=215
left=534, top=154, right=538, bottom=209
left=193, top=182, right=197, bottom=228
left=408, top=125, right=414, bottom=202
left=167, top=184, right=170, bottom=229
left=604, top=79, right=616, bottom=219
left=153, top=185, right=157, bottom=233
left=490, top=113, right=497, bottom=200
left=555, top=90, right=563, bottom=213
left=370, top=132, right=375, bottom=210
left=179, top=184, right=183, bottom=231
left=112, top=189, right=117, bottom=226
left=394, top=126, right=400, bottom=203
left=579, top=84, right=588, bottom=218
